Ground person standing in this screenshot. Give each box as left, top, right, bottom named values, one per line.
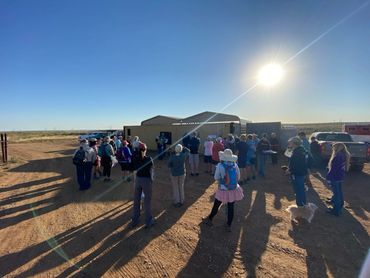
left=116, top=140, right=133, bottom=182
left=298, top=132, right=310, bottom=155
left=225, top=134, right=236, bottom=153
left=326, top=143, right=350, bottom=216
left=73, top=139, right=96, bottom=190
left=182, top=133, right=191, bottom=149
left=115, top=135, right=122, bottom=150
left=168, top=144, right=190, bottom=207
left=203, top=136, right=214, bottom=173
left=203, top=149, right=244, bottom=232
left=246, top=134, right=257, bottom=181
left=188, top=132, right=201, bottom=176
left=256, top=134, right=271, bottom=177
left=270, top=133, right=280, bottom=165
left=310, top=136, right=322, bottom=168
left=211, top=137, right=224, bottom=175
left=285, top=137, right=308, bottom=207
left=99, top=136, right=115, bottom=182
left=131, top=143, right=155, bottom=228
left=236, top=134, right=248, bottom=184
left=110, top=136, right=117, bottom=153
left=89, top=138, right=101, bottom=179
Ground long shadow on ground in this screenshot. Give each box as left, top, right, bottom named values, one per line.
left=289, top=174, right=370, bottom=278
left=1, top=147, right=209, bottom=277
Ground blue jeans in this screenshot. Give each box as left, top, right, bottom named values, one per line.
left=257, top=154, right=266, bottom=176
left=291, top=175, right=306, bottom=206
left=76, top=162, right=93, bottom=189
left=331, top=181, right=344, bottom=215
left=132, top=177, right=153, bottom=226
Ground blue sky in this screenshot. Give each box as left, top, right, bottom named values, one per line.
left=1, top=0, right=369, bottom=130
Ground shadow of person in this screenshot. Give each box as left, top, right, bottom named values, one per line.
left=288, top=182, right=370, bottom=278
left=311, top=168, right=370, bottom=221
left=0, top=155, right=74, bottom=231
left=56, top=184, right=210, bottom=277
left=177, top=185, right=253, bottom=278
left=264, top=155, right=297, bottom=210
left=3, top=153, right=210, bottom=277
left=239, top=188, right=281, bottom=278
left=0, top=203, right=130, bottom=277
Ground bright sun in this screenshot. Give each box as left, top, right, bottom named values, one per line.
left=257, top=63, right=284, bottom=87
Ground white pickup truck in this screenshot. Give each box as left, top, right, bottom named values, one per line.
left=311, top=132, right=369, bottom=171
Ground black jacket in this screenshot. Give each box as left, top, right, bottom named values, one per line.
left=289, top=146, right=308, bottom=176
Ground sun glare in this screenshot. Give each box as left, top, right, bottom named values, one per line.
left=257, top=63, right=284, bottom=87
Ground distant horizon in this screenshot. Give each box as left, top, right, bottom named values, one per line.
left=2, top=120, right=369, bottom=133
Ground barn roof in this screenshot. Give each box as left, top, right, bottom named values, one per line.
left=179, top=111, right=241, bottom=124
left=141, top=115, right=181, bottom=126
left=140, top=111, right=249, bottom=126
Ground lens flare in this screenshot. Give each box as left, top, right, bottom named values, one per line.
left=258, top=63, right=284, bottom=87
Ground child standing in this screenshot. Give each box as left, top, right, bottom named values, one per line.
left=203, top=149, right=244, bottom=232
left=326, top=143, right=350, bottom=216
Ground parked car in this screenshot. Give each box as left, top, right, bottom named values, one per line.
left=78, top=131, right=111, bottom=141
left=310, top=132, right=369, bottom=171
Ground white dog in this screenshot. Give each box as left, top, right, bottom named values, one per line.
left=286, top=203, right=318, bottom=223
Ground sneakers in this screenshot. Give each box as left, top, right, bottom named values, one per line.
left=225, top=225, right=232, bottom=232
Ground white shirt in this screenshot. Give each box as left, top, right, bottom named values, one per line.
left=204, top=141, right=214, bottom=156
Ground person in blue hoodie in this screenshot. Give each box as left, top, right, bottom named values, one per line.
left=286, top=137, right=308, bottom=207
left=326, top=142, right=350, bottom=216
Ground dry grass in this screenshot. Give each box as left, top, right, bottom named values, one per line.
left=5, top=131, right=84, bottom=143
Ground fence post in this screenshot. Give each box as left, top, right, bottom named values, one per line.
left=1, top=133, right=4, bottom=163
left=4, top=133, right=8, bottom=163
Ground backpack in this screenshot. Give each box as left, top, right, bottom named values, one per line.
left=98, top=144, right=109, bottom=157
left=73, top=147, right=86, bottom=165
left=220, top=162, right=238, bottom=190
left=116, top=147, right=126, bottom=162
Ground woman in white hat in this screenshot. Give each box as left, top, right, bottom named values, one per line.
left=168, top=144, right=190, bottom=207
left=203, top=149, right=244, bottom=231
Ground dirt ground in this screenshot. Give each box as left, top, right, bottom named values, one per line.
left=0, top=140, right=369, bottom=278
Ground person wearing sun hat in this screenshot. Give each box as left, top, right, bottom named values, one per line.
left=203, top=148, right=244, bottom=231
left=168, top=144, right=190, bottom=207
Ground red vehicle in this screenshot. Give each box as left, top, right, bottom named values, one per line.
left=343, top=124, right=370, bottom=143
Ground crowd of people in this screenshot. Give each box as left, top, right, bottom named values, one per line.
left=72, top=130, right=350, bottom=230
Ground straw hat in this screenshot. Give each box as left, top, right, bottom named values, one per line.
left=219, top=149, right=237, bottom=162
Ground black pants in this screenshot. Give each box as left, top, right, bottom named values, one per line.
left=101, top=156, right=112, bottom=178
left=209, top=199, right=235, bottom=226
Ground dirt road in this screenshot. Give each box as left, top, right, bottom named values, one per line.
left=0, top=140, right=369, bottom=277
